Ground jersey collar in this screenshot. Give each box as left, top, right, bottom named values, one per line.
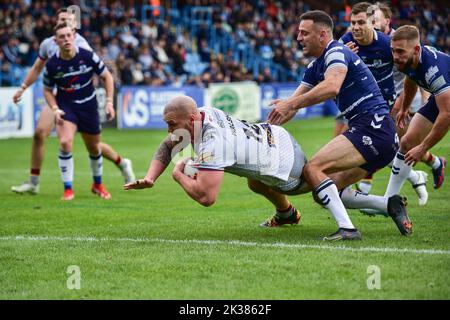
left=373, top=29, right=378, bottom=41
left=326, top=39, right=334, bottom=49
left=56, top=45, right=79, bottom=58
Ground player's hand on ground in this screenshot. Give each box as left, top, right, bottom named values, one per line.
left=54, top=109, right=65, bottom=126
left=268, top=99, right=296, bottom=125
left=13, top=89, right=24, bottom=104
left=345, top=41, right=359, bottom=54
left=395, top=109, right=410, bottom=129
left=106, top=102, right=115, bottom=121
left=123, top=178, right=154, bottom=190
left=404, top=144, right=427, bottom=166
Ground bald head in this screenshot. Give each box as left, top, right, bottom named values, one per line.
left=164, top=96, right=198, bottom=116
left=163, top=95, right=201, bottom=139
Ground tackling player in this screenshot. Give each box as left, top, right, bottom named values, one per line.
left=268, top=10, right=412, bottom=239
left=339, top=2, right=428, bottom=205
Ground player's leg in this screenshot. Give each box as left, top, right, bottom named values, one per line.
left=56, top=120, right=77, bottom=200
left=401, top=95, right=445, bottom=189
left=386, top=114, right=428, bottom=205
left=81, top=133, right=111, bottom=199
left=302, top=134, right=363, bottom=240
left=11, top=107, right=54, bottom=194
left=333, top=116, right=348, bottom=137
left=422, top=152, right=446, bottom=189
left=247, top=179, right=300, bottom=227
left=100, top=142, right=135, bottom=183
left=335, top=169, right=389, bottom=215
left=328, top=167, right=408, bottom=223
left=385, top=113, right=433, bottom=198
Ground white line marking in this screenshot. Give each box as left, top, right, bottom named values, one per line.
left=1, top=235, right=449, bottom=256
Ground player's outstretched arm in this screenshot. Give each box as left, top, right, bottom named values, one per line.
left=123, top=160, right=166, bottom=190
left=172, top=159, right=224, bottom=207
left=405, top=91, right=450, bottom=165
left=268, top=67, right=346, bottom=125
left=292, top=66, right=346, bottom=108
left=13, top=57, right=46, bottom=103
left=124, top=136, right=174, bottom=190
left=267, top=84, right=311, bottom=125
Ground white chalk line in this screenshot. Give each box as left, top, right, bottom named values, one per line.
left=0, top=235, right=449, bottom=256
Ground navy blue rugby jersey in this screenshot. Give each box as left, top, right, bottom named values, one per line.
left=301, top=40, right=389, bottom=121
left=44, top=47, right=106, bottom=106
left=340, top=30, right=396, bottom=99
left=402, top=45, right=450, bottom=97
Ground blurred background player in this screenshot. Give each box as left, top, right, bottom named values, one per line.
left=268, top=10, right=411, bottom=239
left=43, top=22, right=115, bottom=200
left=11, top=8, right=134, bottom=196
left=385, top=25, right=449, bottom=199
left=338, top=2, right=428, bottom=205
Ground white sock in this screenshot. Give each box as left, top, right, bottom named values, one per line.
left=340, top=187, right=388, bottom=212
left=387, top=159, right=394, bottom=167
left=315, top=179, right=355, bottom=229
left=118, top=158, right=126, bottom=169
left=58, top=150, right=74, bottom=185
left=357, top=181, right=372, bottom=194
left=385, top=152, right=411, bottom=197
left=89, top=153, right=103, bottom=183
left=406, top=169, right=420, bottom=184
left=29, top=175, right=39, bottom=186
left=431, top=156, right=441, bottom=170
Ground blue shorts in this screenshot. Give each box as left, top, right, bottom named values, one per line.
left=60, top=101, right=101, bottom=135
left=417, top=95, right=439, bottom=123
left=343, top=113, right=399, bottom=174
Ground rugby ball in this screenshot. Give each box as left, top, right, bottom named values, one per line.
left=183, top=158, right=199, bottom=179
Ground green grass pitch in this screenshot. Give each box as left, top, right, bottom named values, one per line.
left=0, top=117, right=449, bottom=299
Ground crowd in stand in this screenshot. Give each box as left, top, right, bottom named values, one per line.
left=0, top=0, right=449, bottom=87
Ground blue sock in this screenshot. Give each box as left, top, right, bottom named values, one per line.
left=64, top=182, right=72, bottom=190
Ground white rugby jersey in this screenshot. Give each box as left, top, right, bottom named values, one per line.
left=192, top=107, right=302, bottom=186
left=38, top=33, right=92, bottom=60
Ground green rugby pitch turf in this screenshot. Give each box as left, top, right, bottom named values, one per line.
left=0, top=117, right=449, bottom=299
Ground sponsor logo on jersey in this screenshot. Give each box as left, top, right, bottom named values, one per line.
left=425, top=65, right=439, bottom=84
left=225, top=114, right=237, bottom=136
left=362, top=136, right=372, bottom=146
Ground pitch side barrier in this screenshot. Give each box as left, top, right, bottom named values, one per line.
left=0, top=83, right=338, bottom=139
left=117, top=82, right=338, bottom=130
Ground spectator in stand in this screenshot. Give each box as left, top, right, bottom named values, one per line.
left=0, top=0, right=448, bottom=86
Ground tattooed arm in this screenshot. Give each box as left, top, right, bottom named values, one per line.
left=124, top=136, right=175, bottom=190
